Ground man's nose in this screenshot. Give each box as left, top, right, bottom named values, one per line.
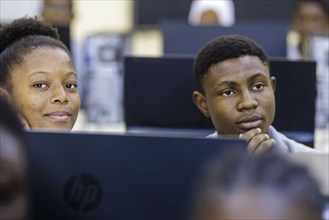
left=237, top=91, right=258, bottom=111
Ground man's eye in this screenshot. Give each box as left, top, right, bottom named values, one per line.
left=253, top=83, right=264, bottom=90
left=33, top=83, right=47, bottom=89
left=221, top=90, right=235, bottom=97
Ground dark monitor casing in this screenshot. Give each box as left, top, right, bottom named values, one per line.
left=162, top=21, right=289, bottom=57
left=25, top=131, right=246, bottom=220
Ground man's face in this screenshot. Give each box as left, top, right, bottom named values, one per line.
left=193, top=55, right=276, bottom=136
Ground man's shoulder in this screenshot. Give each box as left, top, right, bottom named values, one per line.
left=269, top=126, right=319, bottom=153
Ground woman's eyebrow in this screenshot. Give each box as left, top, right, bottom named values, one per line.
left=27, top=71, right=48, bottom=78
left=66, top=72, right=77, bottom=77
left=28, top=71, right=77, bottom=78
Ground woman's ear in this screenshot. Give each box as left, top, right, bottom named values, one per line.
left=0, top=87, right=11, bottom=102
left=270, top=76, right=276, bottom=92
left=192, top=91, right=210, bottom=117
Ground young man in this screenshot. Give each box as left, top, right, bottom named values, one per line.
left=192, top=35, right=317, bottom=153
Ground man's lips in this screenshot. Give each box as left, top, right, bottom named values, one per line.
left=235, top=115, right=264, bottom=130
left=44, top=111, right=71, bottom=121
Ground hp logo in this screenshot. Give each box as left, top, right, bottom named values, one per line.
left=63, top=174, right=102, bottom=212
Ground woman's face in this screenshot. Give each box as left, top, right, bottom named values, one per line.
left=9, top=46, right=80, bottom=130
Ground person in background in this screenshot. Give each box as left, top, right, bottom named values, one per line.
left=188, top=0, right=235, bottom=26
left=190, top=152, right=325, bottom=220
left=41, top=0, right=73, bottom=52
left=192, top=35, right=318, bottom=153
left=0, top=97, right=29, bottom=220
left=287, top=0, right=329, bottom=129
left=0, top=17, right=81, bottom=130
left=288, top=0, right=328, bottom=59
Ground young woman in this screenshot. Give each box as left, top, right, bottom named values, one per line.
left=0, top=17, right=80, bottom=130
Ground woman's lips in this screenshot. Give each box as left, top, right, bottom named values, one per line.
left=235, top=115, right=264, bottom=130
left=44, top=112, right=71, bottom=122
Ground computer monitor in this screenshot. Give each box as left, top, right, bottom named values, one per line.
left=24, top=131, right=246, bottom=220
left=124, top=55, right=213, bottom=135
left=161, top=21, right=289, bottom=57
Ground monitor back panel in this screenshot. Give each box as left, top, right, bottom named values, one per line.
left=25, top=131, right=246, bottom=220
left=162, top=21, right=289, bottom=57
left=124, top=56, right=214, bottom=132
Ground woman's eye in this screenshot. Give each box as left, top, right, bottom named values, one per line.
left=66, top=83, right=78, bottom=89
left=33, top=83, right=47, bottom=89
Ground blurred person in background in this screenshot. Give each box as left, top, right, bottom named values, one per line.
left=41, top=0, right=73, bottom=52
left=188, top=0, right=235, bottom=26
left=288, top=0, right=328, bottom=58
left=0, top=97, right=29, bottom=220
left=190, top=152, right=325, bottom=220
left=287, top=0, right=329, bottom=129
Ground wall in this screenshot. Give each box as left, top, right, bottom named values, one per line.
left=72, top=0, right=133, bottom=41
left=0, top=0, right=42, bottom=23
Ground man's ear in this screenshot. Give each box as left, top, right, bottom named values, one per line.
left=0, top=87, right=11, bottom=102
left=192, top=91, right=210, bottom=117
left=270, top=76, right=276, bottom=92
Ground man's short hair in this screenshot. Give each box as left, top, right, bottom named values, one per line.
left=193, top=35, right=269, bottom=93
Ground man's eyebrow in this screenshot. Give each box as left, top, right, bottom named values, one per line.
left=217, top=80, right=239, bottom=87
left=216, top=73, right=267, bottom=87
left=248, top=73, right=267, bottom=82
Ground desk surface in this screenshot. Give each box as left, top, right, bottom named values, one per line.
left=73, top=110, right=329, bottom=153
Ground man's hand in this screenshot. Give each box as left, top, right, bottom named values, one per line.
left=239, top=128, right=276, bottom=154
